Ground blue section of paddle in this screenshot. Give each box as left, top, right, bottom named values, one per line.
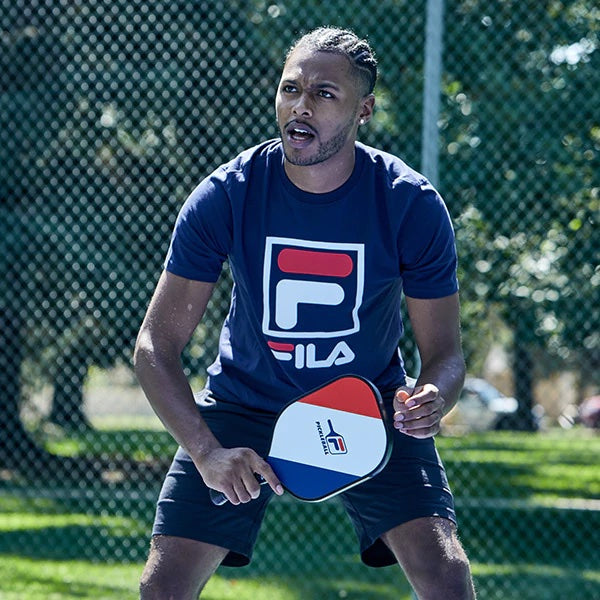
left=268, top=456, right=360, bottom=501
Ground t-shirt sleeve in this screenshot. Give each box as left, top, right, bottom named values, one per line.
left=164, top=171, right=233, bottom=282
left=398, top=182, right=459, bottom=299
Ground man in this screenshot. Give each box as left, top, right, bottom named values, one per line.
left=134, top=27, right=476, bottom=600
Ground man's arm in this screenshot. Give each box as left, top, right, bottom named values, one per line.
left=392, top=293, right=466, bottom=438
left=133, top=270, right=282, bottom=503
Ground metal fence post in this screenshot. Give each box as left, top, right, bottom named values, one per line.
left=413, top=6, right=447, bottom=599
left=412, top=0, right=446, bottom=383
left=421, top=0, right=445, bottom=189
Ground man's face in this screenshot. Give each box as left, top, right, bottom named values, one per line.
left=275, top=48, right=367, bottom=167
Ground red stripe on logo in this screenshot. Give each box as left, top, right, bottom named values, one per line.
left=268, top=341, right=295, bottom=352
left=277, top=249, right=353, bottom=277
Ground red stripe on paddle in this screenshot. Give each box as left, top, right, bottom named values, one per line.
left=299, top=377, right=381, bottom=419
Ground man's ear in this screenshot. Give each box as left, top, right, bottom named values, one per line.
left=358, top=94, right=375, bottom=125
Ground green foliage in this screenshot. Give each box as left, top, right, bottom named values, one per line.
left=1, top=0, right=597, bottom=391
left=1, top=4, right=599, bottom=597
left=442, top=0, right=599, bottom=377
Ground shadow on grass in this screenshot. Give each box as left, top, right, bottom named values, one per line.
left=469, top=566, right=600, bottom=600
left=460, top=504, right=599, bottom=569
left=0, top=524, right=150, bottom=563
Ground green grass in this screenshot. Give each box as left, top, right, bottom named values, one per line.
left=1, top=428, right=599, bottom=599
left=0, top=556, right=141, bottom=600
left=437, top=428, right=599, bottom=502
left=0, top=555, right=313, bottom=600
left=44, top=424, right=599, bottom=501
left=0, top=555, right=406, bottom=600
left=44, top=420, right=175, bottom=462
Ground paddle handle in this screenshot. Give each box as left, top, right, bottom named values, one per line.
left=209, top=474, right=267, bottom=506
left=209, top=489, right=229, bottom=506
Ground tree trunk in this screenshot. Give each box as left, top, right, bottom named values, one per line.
left=49, top=351, right=92, bottom=431
left=0, top=308, right=100, bottom=482
left=0, top=307, right=45, bottom=466
left=510, top=313, right=539, bottom=431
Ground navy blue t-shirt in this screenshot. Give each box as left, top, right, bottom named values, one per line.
left=165, top=140, right=458, bottom=412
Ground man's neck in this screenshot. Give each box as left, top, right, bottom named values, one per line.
left=283, top=150, right=356, bottom=194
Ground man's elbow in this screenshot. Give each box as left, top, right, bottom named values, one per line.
left=133, top=328, right=182, bottom=378
left=133, top=329, right=155, bottom=376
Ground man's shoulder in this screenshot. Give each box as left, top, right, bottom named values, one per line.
left=184, top=139, right=281, bottom=210
left=218, top=139, right=282, bottom=179
left=356, top=142, right=428, bottom=189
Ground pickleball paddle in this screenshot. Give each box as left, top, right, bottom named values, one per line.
left=210, top=375, right=392, bottom=504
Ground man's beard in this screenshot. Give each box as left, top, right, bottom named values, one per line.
left=281, top=118, right=355, bottom=166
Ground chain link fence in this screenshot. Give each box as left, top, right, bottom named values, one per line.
left=1, top=1, right=598, bottom=598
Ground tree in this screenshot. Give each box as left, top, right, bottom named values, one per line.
left=0, top=0, right=258, bottom=471
left=443, top=0, right=600, bottom=426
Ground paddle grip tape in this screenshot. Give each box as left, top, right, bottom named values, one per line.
left=210, top=474, right=266, bottom=506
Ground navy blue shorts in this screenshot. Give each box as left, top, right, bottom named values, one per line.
left=152, top=390, right=456, bottom=567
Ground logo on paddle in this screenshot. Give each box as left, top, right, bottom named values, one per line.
left=315, top=419, right=348, bottom=455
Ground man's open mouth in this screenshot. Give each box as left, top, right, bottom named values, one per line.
left=286, top=122, right=316, bottom=142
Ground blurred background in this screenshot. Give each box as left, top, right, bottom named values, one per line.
left=0, top=1, right=598, bottom=598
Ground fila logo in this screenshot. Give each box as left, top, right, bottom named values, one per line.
left=275, top=279, right=344, bottom=330
left=262, top=237, right=364, bottom=339
left=262, top=237, right=364, bottom=370
left=316, top=419, right=348, bottom=455
left=267, top=340, right=355, bottom=369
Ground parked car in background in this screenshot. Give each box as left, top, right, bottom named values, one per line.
left=442, top=377, right=520, bottom=433
left=580, top=395, right=600, bottom=428
left=560, top=395, right=600, bottom=429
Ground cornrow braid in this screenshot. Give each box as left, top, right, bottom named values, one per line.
left=287, top=27, right=378, bottom=95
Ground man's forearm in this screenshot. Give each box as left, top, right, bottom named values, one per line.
left=415, top=352, right=466, bottom=416
left=133, top=342, right=222, bottom=460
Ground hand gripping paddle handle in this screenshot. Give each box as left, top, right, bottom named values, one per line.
left=209, top=488, right=229, bottom=506
left=210, top=473, right=267, bottom=506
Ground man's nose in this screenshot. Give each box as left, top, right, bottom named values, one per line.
left=292, top=93, right=312, bottom=117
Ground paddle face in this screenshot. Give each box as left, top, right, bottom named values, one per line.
left=210, top=375, right=392, bottom=505
left=267, top=375, right=391, bottom=501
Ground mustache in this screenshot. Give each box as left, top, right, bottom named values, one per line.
left=281, top=119, right=317, bottom=136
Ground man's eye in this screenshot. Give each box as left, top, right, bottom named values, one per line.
left=318, top=90, right=335, bottom=99
left=282, top=85, right=297, bottom=93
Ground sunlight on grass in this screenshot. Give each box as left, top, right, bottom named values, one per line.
left=203, top=576, right=301, bottom=600
left=44, top=425, right=177, bottom=460
left=0, top=557, right=413, bottom=600
left=437, top=429, right=600, bottom=501
left=472, top=561, right=600, bottom=581
left=0, top=512, right=143, bottom=535
left=0, top=556, right=141, bottom=599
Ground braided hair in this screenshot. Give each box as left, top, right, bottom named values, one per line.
left=287, top=27, right=378, bottom=96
